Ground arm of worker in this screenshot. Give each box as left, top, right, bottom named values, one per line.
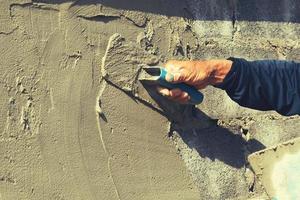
left=158, top=58, right=300, bottom=116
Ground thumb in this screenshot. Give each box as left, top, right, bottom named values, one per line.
left=165, top=70, right=185, bottom=83
left=164, top=64, right=185, bottom=83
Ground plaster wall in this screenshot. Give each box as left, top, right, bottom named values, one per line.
left=1, top=0, right=300, bottom=199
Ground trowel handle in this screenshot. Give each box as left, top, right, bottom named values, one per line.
left=159, top=68, right=204, bottom=105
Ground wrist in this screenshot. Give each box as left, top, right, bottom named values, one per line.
left=208, top=60, right=233, bottom=85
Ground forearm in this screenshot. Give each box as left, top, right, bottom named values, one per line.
left=214, top=58, right=300, bottom=116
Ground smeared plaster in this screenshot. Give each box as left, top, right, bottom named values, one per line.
left=0, top=0, right=200, bottom=199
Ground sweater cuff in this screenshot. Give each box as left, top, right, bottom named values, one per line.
left=213, top=57, right=240, bottom=90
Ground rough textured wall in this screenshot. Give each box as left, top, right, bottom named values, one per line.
left=1, top=0, right=300, bottom=200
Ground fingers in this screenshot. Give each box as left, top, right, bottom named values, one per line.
left=164, top=60, right=211, bottom=90
left=172, top=91, right=190, bottom=103
left=157, top=87, right=170, bottom=97
left=157, top=87, right=190, bottom=104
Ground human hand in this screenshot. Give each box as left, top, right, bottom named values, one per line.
left=157, top=60, right=232, bottom=104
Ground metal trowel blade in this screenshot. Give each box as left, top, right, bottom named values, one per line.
left=138, top=65, right=162, bottom=84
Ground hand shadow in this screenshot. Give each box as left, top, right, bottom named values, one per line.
left=141, top=84, right=266, bottom=169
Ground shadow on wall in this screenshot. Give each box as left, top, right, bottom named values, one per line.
left=133, top=84, right=266, bottom=169
left=170, top=109, right=266, bottom=169
left=100, top=80, right=266, bottom=169
left=34, top=0, right=300, bottom=23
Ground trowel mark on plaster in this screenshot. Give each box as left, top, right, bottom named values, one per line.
left=78, top=15, right=120, bottom=23
left=101, top=33, right=159, bottom=93
left=96, top=33, right=161, bottom=198
left=96, top=80, right=108, bottom=154
left=95, top=80, right=121, bottom=200
left=10, top=2, right=62, bottom=47
left=9, top=2, right=59, bottom=16
left=49, top=87, right=54, bottom=111
left=20, top=104, right=31, bottom=131
left=107, top=157, right=121, bottom=200
left=120, top=11, right=148, bottom=27
left=59, top=52, right=82, bottom=70
left=69, top=2, right=148, bottom=28
left=9, top=1, right=59, bottom=34
left=0, top=27, right=18, bottom=36
left=100, top=33, right=184, bottom=119
left=71, top=5, right=198, bottom=60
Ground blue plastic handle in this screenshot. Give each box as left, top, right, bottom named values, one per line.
left=159, top=68, right=204, bottom=105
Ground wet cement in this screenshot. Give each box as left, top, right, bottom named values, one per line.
left=0, top=1, right=200, bottom=199
left=1, top=0, right=300, bottom=200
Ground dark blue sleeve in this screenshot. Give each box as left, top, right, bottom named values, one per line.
left=214, top=58, right=300, bottom=116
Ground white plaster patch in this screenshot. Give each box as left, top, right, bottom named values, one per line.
left=271, top=150, right=300, bottom=200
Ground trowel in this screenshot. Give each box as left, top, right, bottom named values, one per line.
left=101, top=33, right=207, bottom=124
left=138, top=65, right=203, bottom=105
